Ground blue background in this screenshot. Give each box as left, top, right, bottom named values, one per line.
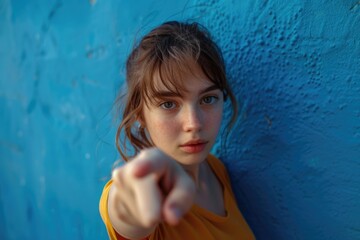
left=1, top=0, right=359, bottom=239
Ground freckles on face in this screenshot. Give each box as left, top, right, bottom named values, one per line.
left=141, top=64, right=224, bottom=163
left=146, top=113, right=177, bottom=144
left=141, top=83, right=224, bottom=162
left=142, top=104, right=180, bottom=149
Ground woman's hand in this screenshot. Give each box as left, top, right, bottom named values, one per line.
left=108, top=148, right=196, bottom=238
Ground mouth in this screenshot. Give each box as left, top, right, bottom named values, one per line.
left=179, top=139, right=208, bottom=153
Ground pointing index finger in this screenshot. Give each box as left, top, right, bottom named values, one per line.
left=131, top=148, right=171, bottom=178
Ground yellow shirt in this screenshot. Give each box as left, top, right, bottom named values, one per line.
left=99, top=155, right=255, bottom=240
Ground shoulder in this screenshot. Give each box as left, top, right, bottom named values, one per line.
left=99, top=180, right=116, bottom=238
left=99, top=180, right=127, bottom=240
left=207, top=154, right=227, bottom=172
left=99, top=179, right=113, bottom=218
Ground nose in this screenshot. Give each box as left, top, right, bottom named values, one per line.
left=182, top=105, right=203, bottom=132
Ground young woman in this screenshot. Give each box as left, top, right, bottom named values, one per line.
left=99, top=21, right=255, bottom=240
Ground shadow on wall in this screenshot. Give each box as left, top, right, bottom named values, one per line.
left=195, top=1, right=360, bottom=239
left=0, top=0, right=359, bottom=240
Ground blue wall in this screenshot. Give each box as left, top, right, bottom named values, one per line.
left=0, top=0, right=359, bottom=239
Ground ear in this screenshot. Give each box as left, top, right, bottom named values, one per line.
left=136, top=114, right=146, bottom=128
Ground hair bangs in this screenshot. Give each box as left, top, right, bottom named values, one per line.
left=142, top=48, right=203, bottom=106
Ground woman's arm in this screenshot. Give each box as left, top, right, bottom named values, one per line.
left=107, top=148, right=196, bottom=239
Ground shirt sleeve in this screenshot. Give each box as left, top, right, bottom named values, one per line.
left=99, top=180, right=132, bottom=240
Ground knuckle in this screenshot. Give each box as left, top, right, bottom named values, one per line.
left=112, top=170, right=124, bottom=186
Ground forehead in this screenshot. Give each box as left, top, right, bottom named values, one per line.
left=152, top=61, right=210, bottom=92
left=141, top=56, right=223, bottom=106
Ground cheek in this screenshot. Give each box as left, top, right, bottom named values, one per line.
left=206, top=108, right=223, bottom=129
left=147, top=118, right=178, bottom=142
left=208, top=115, right=223, bottom=134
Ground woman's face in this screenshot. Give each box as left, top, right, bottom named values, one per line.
left=142, top=64, right=224, bottom=166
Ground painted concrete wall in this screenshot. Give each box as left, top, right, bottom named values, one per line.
left=1, top=0, right=359, bottom=239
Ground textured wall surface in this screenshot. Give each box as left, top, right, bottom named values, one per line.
left=1, top=0, right=359, bottom=240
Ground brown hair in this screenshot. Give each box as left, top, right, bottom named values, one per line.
left=115, top=21, right=238, bottom=161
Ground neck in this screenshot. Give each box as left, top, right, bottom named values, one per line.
left=181, top=161, right=206, bottom=190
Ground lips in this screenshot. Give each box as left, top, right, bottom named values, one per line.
left=180, top=139, right=208, bottom=153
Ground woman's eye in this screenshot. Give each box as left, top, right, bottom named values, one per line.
left=201, top=96, right=218, bottom=104
left=160, top=101, right=176, bottom=109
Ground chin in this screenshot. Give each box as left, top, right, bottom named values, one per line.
left=176, top=151, right=209, bottom=166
